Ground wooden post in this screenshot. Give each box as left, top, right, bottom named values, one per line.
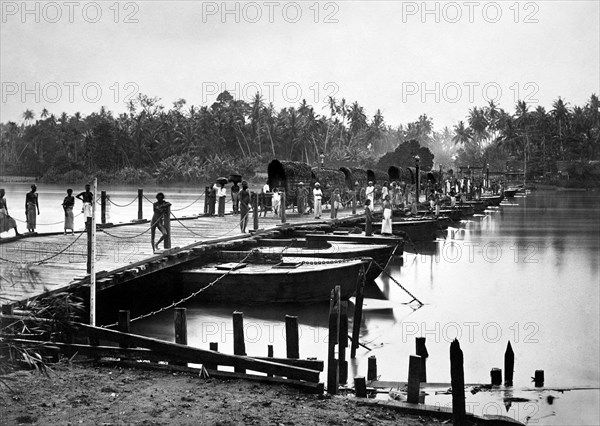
left=86, top=217, right=92, bottom=274
left=491, top=368, right=502, bottom=386
left=338, top=301, right=348, bottom=385
left=204, top=186, right=210, bottom=215
left=327, top=286, right=341, bottom=394
left=174, top=308, right=187, bottom=346
left=354, top=376, right=367, bottom=398
left=352, top=190, right=357, bottom=215
left=450, top=339, right=467, bottom=426
left=137, top=188, right=143, bottom=220
left=415, top=337, right=428, bottom=382
left=504, top=341, right=514, bottom=386
left=367, top=356, right=377, bottom=381
left=281, top=191, right=286, bottom=223
left=285, top=315, right=299, bottom=359
left=233, top=311, right=246, bottom=373
left=252, top=192, right=259, bottom=231
left=118, top=310, right=130, bottom=349
left=100, top=191, right=107, bottom=225
left=407, top=355, right=421, bottom=404
left=267, top=344, right=274, bottom=377
left=206, top=342, right=218, bottom=370
left=163, top=204, right=171, bottom=249
left=534, top=370, right=544, bottom=387
left=350, top=266, right=366, bottom=358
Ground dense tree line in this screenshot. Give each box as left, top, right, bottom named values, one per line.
left=1, top=92, right=597, bottom=184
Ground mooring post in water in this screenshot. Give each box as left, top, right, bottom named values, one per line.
left=350, top=266, right=366, bottom=358
left=138, top=188, right=143, bottom=221
left=450, top=339, right=467, bottom=426
left=534, top=370, right=544, bottom=387
left=354, top=376, right=367, bottom=398
left=252, top=192, right=259, bottom=230
left=416, top=337, right=428, bottom=382
left=267, top=344, right=274, bottom=377
left=281, top=191, right=286, bottom=224
left=491, top=368, right=502, bottom=386
left=504, top=341, right=514, bottom=386
left=367, top=356, right=377, bottom=382
left=86, top=217, right=92, bottom=274
left=204, top=186, right=210, bottom=215
left=118, top=310, right=130, bottom=349
left=285, top=315, right=299, bottom=359
left=327, top=286, right=341, bottom=394
left=407, top=355, right=422, bottom=403
left=338, top=301, right=349, bottom=385
left=100, top=191, right=107, bottom=225
left=233, top=311, right=246, bottom=373
left=164, top=204, right=171, bottom=249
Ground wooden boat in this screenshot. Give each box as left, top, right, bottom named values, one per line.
left=372, top=217, right=438, bottom=242
left=480, top=194, right=504, bottom=206
left=460, top=200, right=489, bottom=213
left=503, top=189, right=517, bottom=198
left=223, top=238, right=400, bottom=281
left=417, top=208, right=463, bottom=222
left=179, top=255, right=366, bottom=303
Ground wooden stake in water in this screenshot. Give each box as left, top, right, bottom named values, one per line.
left=504, top=341, right=514, bottom=386
left=90, top=177, right=97, bottom=327
left=416, top=337, right=428, bottom=382
left=350, top=266, right=366, bottom=358
left=450, top=339, right=466, bottom=426
left=327, top=286, right=341, bottom=394
left=491, top=368, right=502, bottom=386
left=354, top=376, right=367, bottom=398
left=233, top=311, right=246, bottom=373
left=285, top=315, right=299, bottom=359
left=367, top=355, right=377, bottom=381
left=338, top=301, right=348, bottom=385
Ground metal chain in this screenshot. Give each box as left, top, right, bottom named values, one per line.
left=171, top=194, right=205, bottom=212
left=12, top=212, right=83, bottom=226
left=371, top=257, right=424, bottom=306
left=101, top=250, right=255, bottom=329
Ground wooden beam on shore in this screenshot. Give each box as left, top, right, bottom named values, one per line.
left=4, top=318, right=320, bottom=382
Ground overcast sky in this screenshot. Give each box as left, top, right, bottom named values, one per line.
left=1, top=0, right=598, bottom=130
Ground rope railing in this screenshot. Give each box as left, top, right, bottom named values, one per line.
left=0, top=231, right=86, bottom=265
left=107, top=196, right=138, bottom=208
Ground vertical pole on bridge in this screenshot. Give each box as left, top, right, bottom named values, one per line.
left=252, top=193, right=259, bottom=231
left=90, top=177, right=97, bottom=327
left=101, top=191, right=107, bottom=225
left=164, top=204, right=171, bottom=249
left=281, top=191, right=287, bottom=224
left=137, top=189, right=143, bottom=221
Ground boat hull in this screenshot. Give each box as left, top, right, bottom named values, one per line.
left=372, top=218, right=438, bottom=242
left=180, top=258, right=365, bottom=303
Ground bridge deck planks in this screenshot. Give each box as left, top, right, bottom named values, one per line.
left=0, top=212, right=353, bottom=304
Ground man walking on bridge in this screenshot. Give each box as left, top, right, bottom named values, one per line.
left=151, top=192, right=171, bottom=252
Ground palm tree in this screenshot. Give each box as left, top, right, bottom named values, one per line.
left=22, top=109, right=35, bottom=125
left=452, top=121, right=472, bottom=145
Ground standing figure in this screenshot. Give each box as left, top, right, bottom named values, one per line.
left=381, top=195, right=393, bottom=235
left=330, top=188, right=341, bottom=219
left=272, top=188, right=280, bottom=216
left=365, top=181, right=375, bottom=206
left=230, top=181, right=240, bottom=214
left=150, top=192, right=171, bottom=251
left=239, top=181, right=250, bottom=233
left=76, top=184, right=94, bottom=229
left=381, top=182, right=389, bottom=202
left=208, top=184, right=217, bottom=216
left=364, top=199, right=374, bottom=236
left=25, top=184, right=39, bottom=233
left=217, top=182, right=227, bottom=217
left=296, top=182, right=307, bottom=214
left=0, top=189, right=20, bottom=238
left=62, top=188, right=75, bottom=235
left=313, top=182, right=323, bottom=219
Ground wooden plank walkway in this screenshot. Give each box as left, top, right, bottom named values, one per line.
left=0, top=210, right=362, bottom=305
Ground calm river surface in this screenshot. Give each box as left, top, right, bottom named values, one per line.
left=1, top=183, right=599, bottom=424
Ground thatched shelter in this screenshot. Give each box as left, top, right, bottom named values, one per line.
left=339, top=167, right=355, bottom=189
left=310, top=167, right=347, bottom=203
left=267, top=160, right=312, bottom=205
left=388, top=166, right=413, bottom=182
left=350, top=168, right=368, bottom=188
left=367, top=169, right=389, bottom=184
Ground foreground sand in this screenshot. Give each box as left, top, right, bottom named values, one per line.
left=1, top=363, right=440, bottom=425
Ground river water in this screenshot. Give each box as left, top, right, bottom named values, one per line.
left=1, top=183, right=598, bottom=424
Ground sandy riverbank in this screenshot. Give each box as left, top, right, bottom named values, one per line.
left=1, top=362, right=440, bottom=425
